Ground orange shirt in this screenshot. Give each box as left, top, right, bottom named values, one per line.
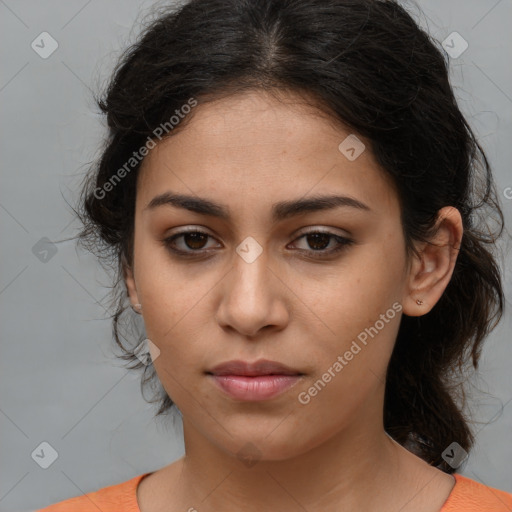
left=37, top=472, right=512, bottom=511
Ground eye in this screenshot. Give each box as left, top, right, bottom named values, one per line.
left=162, top=228, right=354, bottom=259
left=289, top=230, right=354, bottom=259
left=163, top=229, right=220, bottom=256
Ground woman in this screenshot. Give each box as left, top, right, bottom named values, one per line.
left=38, top=0, right=512, bottom=510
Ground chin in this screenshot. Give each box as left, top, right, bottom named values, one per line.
left=215, top=427, right=314, bottom=464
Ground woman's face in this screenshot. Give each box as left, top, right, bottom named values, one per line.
left=126, top=90, right=413, bottom=461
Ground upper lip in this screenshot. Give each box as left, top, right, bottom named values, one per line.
left=207, top=359, right=304, bottom=376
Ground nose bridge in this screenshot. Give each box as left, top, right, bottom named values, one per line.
left=231, top=236, right=271, bottom=304
left=216, top=236, right=285, bottom=336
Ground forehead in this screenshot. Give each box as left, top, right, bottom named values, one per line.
left=136, top=90, right=399, bottom=220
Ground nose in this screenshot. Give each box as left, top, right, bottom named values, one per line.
left=215, top=248, right=289, bottom=338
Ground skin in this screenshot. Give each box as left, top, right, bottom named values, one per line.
left=125, top=89, right=463, bottom=512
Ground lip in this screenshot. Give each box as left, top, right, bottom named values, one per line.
left=206, top=359, right=305, bottom=401
left=207, top=359, right=303, bottom=377
left=208, top=375, right=303, bottom=401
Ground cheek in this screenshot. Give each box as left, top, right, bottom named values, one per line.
left=134, top=242, right=198, bottom=334
left=304, top=235, right=405, bottom=378
left=320, top=246, right=403, bottom=328
left=135, top=255, right=211, bottom=376
left=293, top=305, right=401, bottom=438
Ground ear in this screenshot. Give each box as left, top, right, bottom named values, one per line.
left=122, top=254, right=141, bottom=310
left=402, top=206, right=463, bottom=316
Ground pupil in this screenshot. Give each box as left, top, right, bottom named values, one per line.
left=185, top=232, right=208, bottom=249
left=183, top=233, right=331, bottom=251
left=307, top=233, right=330, bottom=250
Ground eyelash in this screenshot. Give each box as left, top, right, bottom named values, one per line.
left=162, top=229, right=355, bottom=260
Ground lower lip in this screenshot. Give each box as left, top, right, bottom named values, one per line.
left=208, top=374, right=303, bottom=401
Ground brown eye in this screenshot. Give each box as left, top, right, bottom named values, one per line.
left=290, top=230, right=355, bottom=259
left=163, top=230, right=220, bottom=256
left=304, top=232, right=331, bottom=251
left=162, top=228, right=354, bottom=260
left=181, top=232, right=209, bottom=250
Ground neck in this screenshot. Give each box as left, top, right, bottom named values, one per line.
left=173, top=411, right=403, bottom=511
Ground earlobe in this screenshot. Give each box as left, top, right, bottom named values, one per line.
left=402, top=206, right=463, bottom=317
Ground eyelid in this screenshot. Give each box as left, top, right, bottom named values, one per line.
left=163, top=225, right=218, bottom=240
left=162, top=225, right=355, bottom=259
left=163, top=227, right=221, bottom=250
left=294, top=226, right=351, bottom=237
left=163, top=225, right=350, bottom=242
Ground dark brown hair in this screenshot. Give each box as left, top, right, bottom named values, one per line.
left=75, top=0, right=506, bottom=473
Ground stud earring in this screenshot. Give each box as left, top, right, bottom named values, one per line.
left=416, top=299, right=424, bottom=306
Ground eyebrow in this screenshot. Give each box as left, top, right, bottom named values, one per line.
left=144, top=192, right=371, bottom=222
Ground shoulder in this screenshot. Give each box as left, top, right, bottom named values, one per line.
left=441, top=474, right=512, bottom=511
left=36, top=473, right=150, bottom=512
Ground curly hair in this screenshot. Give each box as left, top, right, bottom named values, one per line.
left=74, top=0, right=506, bottom=473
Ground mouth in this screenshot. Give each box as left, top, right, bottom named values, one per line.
left=206, top=358, right=305, bottom=377
left=206, top=359, right=305, bottom=401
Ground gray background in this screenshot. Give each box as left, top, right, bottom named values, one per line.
left=0, top=1, right=511, bottom=511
